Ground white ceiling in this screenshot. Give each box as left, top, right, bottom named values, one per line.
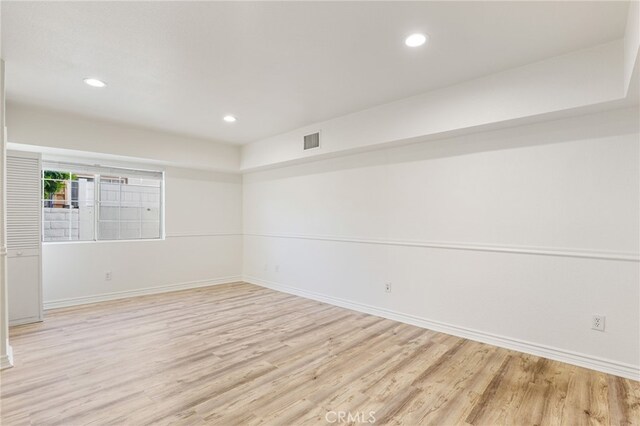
left=1, top=1, right=630, bottom=145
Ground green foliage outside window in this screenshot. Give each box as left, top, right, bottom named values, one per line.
left=43, top=171, right=77, bottom=199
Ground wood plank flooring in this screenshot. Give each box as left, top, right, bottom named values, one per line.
left=1, top=282, right=638, bottom=425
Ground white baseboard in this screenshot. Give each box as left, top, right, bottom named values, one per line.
left=43, top=276, right=242, bottom=310
left=0, top=342, right=14, bottom=370
left=244, top=275, right=640, bottom=381
left=9, top=316, right=43, bottom=327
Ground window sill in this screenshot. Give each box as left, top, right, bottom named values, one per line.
left=43, top=237, right=166, bottom=245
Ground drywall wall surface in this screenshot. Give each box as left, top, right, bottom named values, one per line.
left=43, top=165, right=242, bottom=306
left=242, top=40, right=625, bottom=171
left=7, top=102, right=240, bottom=173
left=243, top=107, right=640, bottom=378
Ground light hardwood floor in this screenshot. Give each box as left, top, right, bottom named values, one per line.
left=1, top=282, right=638, bottom=425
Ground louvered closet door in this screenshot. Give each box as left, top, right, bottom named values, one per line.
left=6, top=150, right=42, bottom=325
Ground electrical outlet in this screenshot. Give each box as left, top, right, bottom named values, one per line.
left=275, top=265, right=280, bottom=272
left=385, top=282, right=392, bottom=293
left=592, top=315, right=605, bottom=331
left=263, top=263, right=268, bottom=271
left=105, top=271, right=112, bottom=281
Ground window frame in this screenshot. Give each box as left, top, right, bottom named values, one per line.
left=41, top=162, right=165, bottom=244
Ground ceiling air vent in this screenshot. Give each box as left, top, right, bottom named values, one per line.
left=303, top=132, right=320, bottom=150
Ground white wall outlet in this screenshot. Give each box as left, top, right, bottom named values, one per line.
left=385, top=282, right=392, bottom=293
left=263, top=263, right=268, bottom=272
left=105, top=271, right=112, bottom=281
left=592, top=315, right=605, bottom=331
left=275, top=265, right=280, bottom=272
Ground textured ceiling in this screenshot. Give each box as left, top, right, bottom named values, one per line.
left=1, top=1, right=629, bottom=144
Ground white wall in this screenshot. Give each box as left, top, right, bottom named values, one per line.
left=42, top=166, right=242, bottom=307
left=242, top=40, right=626, bottom=171
left=5, top=102, right=244, bottom=308
left=624, top=0, right=640, bottom=93
left=7, top=102, right=240, bottom=173
left=243, top=107, right=640, bottom=379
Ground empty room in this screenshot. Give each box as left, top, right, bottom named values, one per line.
left=0, top=1, right=639, bottom=425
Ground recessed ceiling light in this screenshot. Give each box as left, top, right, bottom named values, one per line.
left=405, top=33, right=428, bottom=47
left=83, top=78, right=107, bottom=88
left=223, top=115, right=237, bottom=123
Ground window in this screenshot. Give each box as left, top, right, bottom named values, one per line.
left=42, top=162, right=164, bottom=242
